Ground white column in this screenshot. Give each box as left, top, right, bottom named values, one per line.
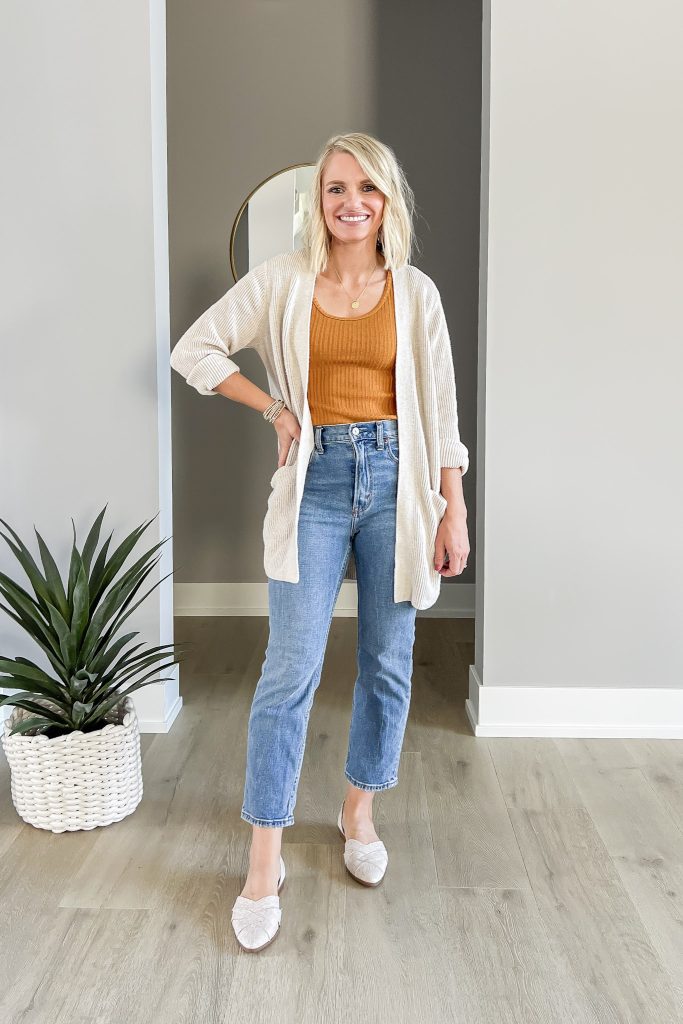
left=0, top=0, right=180, bottom=732
left=470, top=0, right=683, bottom=736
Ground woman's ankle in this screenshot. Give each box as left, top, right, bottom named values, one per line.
left=240, top=873, right=280, bottom=899
left=247, top=825, right=282, bottom=868
left=241, top=855, right=282, bottom=899
left=343, top=787, right=375, bottom=821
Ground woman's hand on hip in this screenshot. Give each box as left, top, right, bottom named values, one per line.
left=273, top=408, right=301, bottom=468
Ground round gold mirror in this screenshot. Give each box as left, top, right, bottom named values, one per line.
left=229, top=162, right=316, bottom=282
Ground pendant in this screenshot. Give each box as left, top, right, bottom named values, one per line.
left=351, top=300, right=359, bottom=308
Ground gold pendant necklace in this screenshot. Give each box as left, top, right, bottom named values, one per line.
left=332, top=256, right=378, bottom=310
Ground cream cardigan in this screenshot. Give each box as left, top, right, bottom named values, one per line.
left=170, top=248, right=469, bottom=610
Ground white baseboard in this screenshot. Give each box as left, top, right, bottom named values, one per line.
left=136, top=692, right=184, bottom=733
left=466, top=665, right=683, bottom=737
left=0, top=584, right=472, bottom=732
left=172, top=580, right=475, bottom=618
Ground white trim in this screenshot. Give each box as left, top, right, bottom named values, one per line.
left=137, top=692, right=183, bottom=734
left=172, top=581, right=476, bottom=618
left=148, top=0, right=180, bottom=707
left=466, top=666, right=683, bottom=737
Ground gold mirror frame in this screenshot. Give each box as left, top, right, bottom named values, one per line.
left=228, top=161, right=316, bottom=283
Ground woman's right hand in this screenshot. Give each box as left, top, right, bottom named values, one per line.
left=273, top=408, right=301, bottom=468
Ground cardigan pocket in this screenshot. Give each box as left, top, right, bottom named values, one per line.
left=269, top=436, right=299, bottom=487
left=263, top=462, right=299, bottom=581
left=424, top=487, right=449, bottom=574
left=430, top=487, right=448, bottom=522
left=405, top=486, right=449, bottom=593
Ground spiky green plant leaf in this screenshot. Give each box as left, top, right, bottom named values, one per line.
left=80, top=504, right=108, bottom=577
left=8, top=716, right=59, bottom=736
left=0, top=519, right=55, bottom=616
left=0, top=508, right=185, bottom=737
left=33, top=527, right=69, bottom=620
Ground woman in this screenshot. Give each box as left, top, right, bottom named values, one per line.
left=170, top=132, right=470, bottom=952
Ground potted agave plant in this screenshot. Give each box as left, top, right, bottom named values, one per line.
left=0, top=504, right=187, bottom=832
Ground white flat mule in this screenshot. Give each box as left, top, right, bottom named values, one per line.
left=231, top=855, right=286, bottom=952
left=337, top=800, right=388, bottom=886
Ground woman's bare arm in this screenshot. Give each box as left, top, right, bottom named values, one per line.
left=212, top=372, right=301, bottom=467
left=212, top=368, right=274, bottom=414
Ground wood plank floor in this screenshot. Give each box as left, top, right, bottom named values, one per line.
left=1, top=615, right=682, bottom=1023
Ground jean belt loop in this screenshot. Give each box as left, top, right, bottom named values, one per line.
left=376, top=420, right=384, bottom=450
left=314, top=425, right=322, bottom=452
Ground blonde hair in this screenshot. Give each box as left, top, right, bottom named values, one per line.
left=302, top=132, right=417, bottom=275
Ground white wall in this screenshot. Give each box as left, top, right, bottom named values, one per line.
left=471, top=0, right=683, bottom=733
left=0, top=0, right=178, bottom=732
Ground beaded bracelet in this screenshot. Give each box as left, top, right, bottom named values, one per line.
left=263, top=397, right=286, bottom=424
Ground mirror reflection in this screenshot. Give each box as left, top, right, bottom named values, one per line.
left=230, top=163, right=316, bottom=282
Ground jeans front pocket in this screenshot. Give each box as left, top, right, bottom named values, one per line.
left=384, top=437, right=400, bottom=464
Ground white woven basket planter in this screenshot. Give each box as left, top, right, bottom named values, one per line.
left=1, top=695, right=143, bottom=833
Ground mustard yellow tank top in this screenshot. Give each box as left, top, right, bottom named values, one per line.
left=307, top=269, right=398, bottom=426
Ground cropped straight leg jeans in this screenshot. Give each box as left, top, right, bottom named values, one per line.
left=240, top=419, right=418, bottom=828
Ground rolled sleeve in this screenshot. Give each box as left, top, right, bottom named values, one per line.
left=170, top=257, right=270, bottom=396
left=185, top=353, right=241, bottom=396
left=426, top=281, right=470, bottom=476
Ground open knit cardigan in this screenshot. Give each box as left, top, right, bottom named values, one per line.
left=170, top=247, right=469, bottom=610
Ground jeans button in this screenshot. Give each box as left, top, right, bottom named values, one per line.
left=352, top=426, right=359, bottom=435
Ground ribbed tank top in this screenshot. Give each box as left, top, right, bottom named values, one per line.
left=307, top=269, right=398, bottom=426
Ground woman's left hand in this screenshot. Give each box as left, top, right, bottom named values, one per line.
left=434, top=513, right=470, bottom=576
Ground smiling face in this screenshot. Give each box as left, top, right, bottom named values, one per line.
left=321, top=150, right=385, bottom=247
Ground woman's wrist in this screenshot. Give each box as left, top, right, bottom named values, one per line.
left=262, top=396, right=286, bottom=425
left=440, top=466, right=467, bottom=521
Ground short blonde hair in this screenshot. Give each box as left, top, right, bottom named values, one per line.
left=302, top=132, right=417, bottom=275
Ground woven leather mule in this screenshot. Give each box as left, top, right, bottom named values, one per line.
left=231, top=855, right=286, bottom=952
left=337, top=799, right=388, bottom=886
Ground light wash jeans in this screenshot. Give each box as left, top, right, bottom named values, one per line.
left=240, top=419, right=418, bottom=827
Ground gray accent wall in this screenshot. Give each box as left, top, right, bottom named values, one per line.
left=166, top=0, right=481, bottom=597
